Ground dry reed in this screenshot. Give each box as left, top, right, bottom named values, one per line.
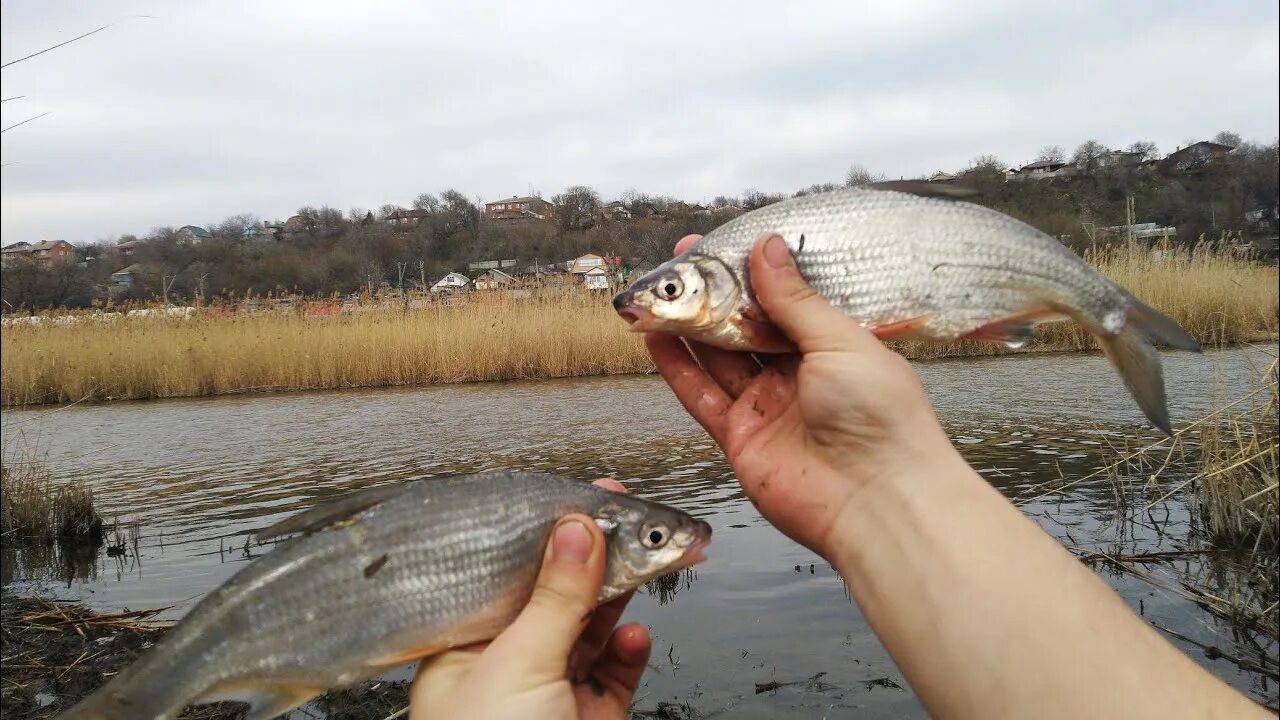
left=0, top=447, right=103, bottom=544
left=2, top=242, right=1276, bottom=406
left=1193, top=358, right=1279, bottom=552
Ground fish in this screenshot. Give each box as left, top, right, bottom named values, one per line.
left=612, top=182, right=1201, bottom=433
left=58, top=471, right=712, bottom=720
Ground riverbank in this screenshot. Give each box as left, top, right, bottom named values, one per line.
left=0, top=593, right=412, bottom=720
left=2, top=244, right=1276, bottom=407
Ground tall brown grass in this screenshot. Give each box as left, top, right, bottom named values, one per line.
left=0, top=446, right=103, bottom=544
left=2, top=242, right=1276, bottom=406
left=1193, top=358, right=1278, bottom=552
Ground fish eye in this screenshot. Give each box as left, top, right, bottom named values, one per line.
left=654, top=276, right=683, bottom=301
left=641, top=523, right=669, bottom=549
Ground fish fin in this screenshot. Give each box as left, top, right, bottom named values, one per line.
left=964, top=319, right=1039, bottom=349
left=1097, top=325, right=1173, bottom=435
left=727, top=312, right=797, bottom=353
left=1123, top=292, right=1202, bottom=352
left=368, top=641, right=447, bottom=668
left=962, top=307, right=1062, bottom=349
left=871, top=316, right=930, bottom=339
left=868, top=180, right=981, bottom=200
left=196, top=680, right=325, bottom=720
left=255, top=482, right=410, bottom=541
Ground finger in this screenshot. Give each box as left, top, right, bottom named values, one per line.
left=747, top=233, right=883, bottom=354
left=644, top=333, right=730, bottom=444
left=673, top=234, right=701, bottom=256
left=588, top=623, right=652, bottom=702
left=686, top=340, right=761, bottom=398
left=477, top=515, right=606, bottom=688
left=570, top=590, right=635, bottom=678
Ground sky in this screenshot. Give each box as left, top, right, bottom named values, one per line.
left=1, top=1, right=1277, bottom=245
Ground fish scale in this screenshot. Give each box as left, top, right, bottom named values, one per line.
left=59, top=471, right=711, bottom=720
left=613, top=184, right=1201, bottom=433
left=700, top=188, right=1122, bottom=336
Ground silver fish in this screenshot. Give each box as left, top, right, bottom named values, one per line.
left=58, top=471, right=711, bottom=720
left=613, top=182, right=1200, bottom=433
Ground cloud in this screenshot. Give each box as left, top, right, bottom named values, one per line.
left=2, top=0, right=1277, bottom=243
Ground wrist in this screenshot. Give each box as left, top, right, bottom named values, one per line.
left=822, top=443, right=978, bottom=576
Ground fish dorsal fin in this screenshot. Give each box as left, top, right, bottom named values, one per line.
left=255, top=482, right=411, bottom=542
left=868, top=180, right=981, bottom=200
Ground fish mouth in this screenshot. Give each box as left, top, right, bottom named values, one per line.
left=612, top=292, right=656, bottom=330
left=680, top=520, right=713, bottom=566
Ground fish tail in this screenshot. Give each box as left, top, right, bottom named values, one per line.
left=1092, top=296, right=1199, bottom=435
left=1120, top=290, right=1203, bottom=353
left=54, top=649, right=200, bottom=720
left=1097, top=325, right=1173, bottom=434
left=55, top=686, right=183, bottom=720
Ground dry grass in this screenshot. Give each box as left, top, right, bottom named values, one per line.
left=1193, top=358, right=1279, bottom=552
left=0, top=447, right=103, bottom=545
left=1, top=289, right=652, bottom=406
left=2, top=243, right=1276, bottom=406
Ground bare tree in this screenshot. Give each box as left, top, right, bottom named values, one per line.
left=1213, top=130, right=1242, bottom=148
left=970, top=154, right=1006, bottom=172
left=844, top=164, right=885, bottom=187
left=412, top=193, right=442, bottom=213
left=1126, top=141, right=1159, bottom=162
left=552, top=185, right=602, bottom=231
left=1072, top=140, right=1109, bottom=171
left=794, top=182, right=840, bottom=197
left=1035, top=145, right=1065, bottom=163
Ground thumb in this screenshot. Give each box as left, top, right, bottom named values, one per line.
left=748, top=233, right=881, bottom=354
left=478, top=515, right=605, bottom=687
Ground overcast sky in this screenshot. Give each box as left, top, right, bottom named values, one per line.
left=2, top=1, right=1277, bottom=245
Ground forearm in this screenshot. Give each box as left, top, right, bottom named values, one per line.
left=828, top=452, right=1266, bottom=720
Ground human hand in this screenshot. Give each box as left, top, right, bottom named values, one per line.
left=646, top=233, right=964, bottom=558
left=409, top=479, right=651, bottom=720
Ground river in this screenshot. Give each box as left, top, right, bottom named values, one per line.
left=2, top=345, right=1277, bottom=717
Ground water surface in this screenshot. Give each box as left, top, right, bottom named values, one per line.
left=3, top=345, right=1276, bottom=717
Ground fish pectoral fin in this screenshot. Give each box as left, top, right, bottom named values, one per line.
left=196, top=680, right=325, bottom=720
left=256, top=482, right=411, bottom=541
left=369, top=641, right=448, bottom=669
left=870, top=316, right=930, bottom=340
left=728, top=312, right=797, bottom=353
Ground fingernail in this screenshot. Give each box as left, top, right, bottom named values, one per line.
left=553, top=519, right=594, bottom=565
left=764, top=235, right=793, bottom=268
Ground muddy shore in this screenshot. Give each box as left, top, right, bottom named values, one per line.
left=0, top=592, right=409, bottom=720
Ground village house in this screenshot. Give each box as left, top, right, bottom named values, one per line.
left=601, top=201, right=632, bottom=221
left=1095, top=149, right=1145, bottom=169
left=484, top=196, right=555, bottom=221
left=177, top=225, right=212, bottom=245
left=568, top=253, right=623, bottom=290
left=429, top=272, right=470, bottom=293
left=1164, top=141, right=1235, bottom=170
left=472, top=268, right=516, bottom=290
left=111, top=264, right=142, bottom=289
left=467, top=259, right=518, bottom=273
left=1, top=240, right=76, bottom=267
left=386, top=209, right=432, bottom=228
left=1009, top=159, right=1073, bottom=181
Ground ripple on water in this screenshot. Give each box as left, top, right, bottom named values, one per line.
left=2, top=345, right=1275, bottom=715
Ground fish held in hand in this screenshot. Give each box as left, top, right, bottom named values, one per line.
left=613, top=183, right=1200, bottom=433
left=57, top=472, right=711, bottom=720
